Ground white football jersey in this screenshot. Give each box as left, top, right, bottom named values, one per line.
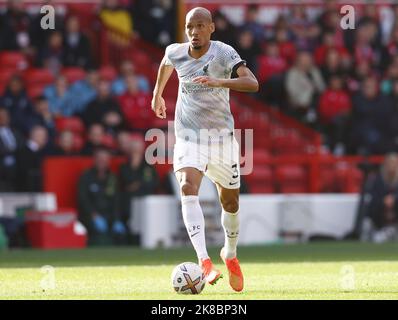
left=164, top=40, right=245, bottom=144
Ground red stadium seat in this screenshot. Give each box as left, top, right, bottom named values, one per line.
left=130, top=51, right=152, bottom=74
left=275, top=165, right=308, bottom=193
left=253, top=149, right=271, bottom=166
left=272, top=131, right=305, bottom=155
left=99, top=65, right=117, bottom=81
left=62, top=67, right=86, bottom=83
left=245, top=166, right=274, bottom=194
left=55, top=117, right=85, bottom=136
left=335, top=164, right=363, bottom=193
left=27, top=84, right=45, bottom=99
left=319, top=166, right=338, bottom=192
left=0, top=51, right=28, bottom=70
left=0, top=70, right=16, bottom=94
left=23, top=68, right=55, bottom=87
left=0, top=69, right=16, bottom=83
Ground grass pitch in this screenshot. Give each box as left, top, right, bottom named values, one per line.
left=0, top=242, right=398, bottom=300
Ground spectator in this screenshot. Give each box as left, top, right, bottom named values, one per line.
left=77, top=146, right=125, bottom=246
left=24, top=96, right=56, bottom=141
left=131, top=0, right=175, bottom=47
left=51, top=130, right=78, bottom=156
left=380, top=58, right=398, bottom=95
left=29, top=0, right=65, bottom=51
left=318, top=75, right=352, bottom=155
left=316, top=0, right=339, bottom=34
left=212, top=10, right=237, bottom=46
left=99, top=0, right=133, bottom=39
left=257, top=41, right=288, bottom=107
left=350, top=76, right=395, bottom=154
left=274, top=27, right=296, bottom=65
left=347, top=60, right=373, bottom=93
left=257, top=41, right=288, bottom=84
left=317, top=8, right=346, bottom=49
left=354, top=21, right=381, bottom=68
left=111, top=60, right=150, bottom=96
left=0, top=0, right=32, bottom=51
left=81, top=79, right=124, bottom=135
left=118, top=134, right=159, bottom=229
left=63, top=16, right=93, bottom=69
left=1, top=74, right=33, bottom=131
left=116, top=130, right=133, bottom=156
left=382, top=24, right=398, bottom=70
left=289, top=4, right=320, bottom=52
left=242, top=4, right=264, bottom=44
left=38, top=30, right=65, bottom=75
left=361, top=153, right=398, bottom=242
left=285, top=51, right=325, bottom=123
left=16, top=125, right=48, bottom=192
left=81, top=123, right=105, bottom=156
left=390, top=80, right=398, bottom=151
left=235, top=29, right=262, bottom=71
left=69, top=69, right=99, bottom=115
left=320, top=48, right=347, bottom=84
left=118, top=75, right=152, bottom=131
left=314, top=32, right=351, bottom=68
left=0, top=108, right=24, bottom=191
left=43, top=75, right=75, bottom=117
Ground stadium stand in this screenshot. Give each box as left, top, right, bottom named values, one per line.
left=0, top=0, right=393, bottom=201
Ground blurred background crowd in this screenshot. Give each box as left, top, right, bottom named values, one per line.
left=1, top=0, right=398, bottom=246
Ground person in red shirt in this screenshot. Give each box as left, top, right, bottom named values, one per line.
left=314, top=32, right=351, bottom=67
left=257, top=40, right=288, bottom=107
left=257, top=41, right=288, bottom=84
left=318, top=75, right=352, bottom=154
left=274, top=27, right=296, bottom=65
left=118, top=74, right=152, bottom=132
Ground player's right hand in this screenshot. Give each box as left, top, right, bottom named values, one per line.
left=151, top=95, right=167, bottom=119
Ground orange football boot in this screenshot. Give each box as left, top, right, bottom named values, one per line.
left=199, top=258, right=222, bottom=285
left=220, top=248, right=244, bottom=292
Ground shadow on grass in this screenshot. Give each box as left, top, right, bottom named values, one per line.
left=0, top=242, right=398, bottom=268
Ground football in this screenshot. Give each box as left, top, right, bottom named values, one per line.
left=171, top=262, right=206, bottom=294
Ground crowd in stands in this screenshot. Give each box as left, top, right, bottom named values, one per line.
left=0, top=0, right=158, bottom=191
left=214, top=3, right=398, bottom=156
left=2, top=1, right=398, bottom=243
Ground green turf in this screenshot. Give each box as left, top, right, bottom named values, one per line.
left=0, top=242, right=398, bottom=299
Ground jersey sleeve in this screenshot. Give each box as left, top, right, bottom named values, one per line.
left=222, top=44, right=246, bottom=76
left=164, top=43, right=177, bottom=67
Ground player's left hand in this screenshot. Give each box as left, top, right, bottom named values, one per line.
left=192, top=76, right=222, bottom=88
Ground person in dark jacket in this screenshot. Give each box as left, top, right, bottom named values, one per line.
left=63, top=15, right=93, bottom=69
left=362, top=153, right=398, bottom=242
left=350, top=76, right=395, bottom=155
left=81, top=79, right=124, bottom=136
left=22, top=96, right=56, bottom=147
left=16, top=125, right=48, bottom=192
left=1, top=74, right=33, bottom=132
left=0, top=108, right=24, bottom=191
left=51, top=130, right=78, bottom=156
left=119, top=135, right=159, bottom=227
left=0, top=0, right=32, bottom=51
left=80, top=123, right=105, bottom=156
left=77, top=146, right=125, bottom=245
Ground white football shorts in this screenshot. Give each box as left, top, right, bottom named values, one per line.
left=173, top=135, right=241, bottom=189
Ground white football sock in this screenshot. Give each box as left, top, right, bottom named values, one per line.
left=181, top=195, right=209, bottom=260
left=221, top=209, right=240, bottom=259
